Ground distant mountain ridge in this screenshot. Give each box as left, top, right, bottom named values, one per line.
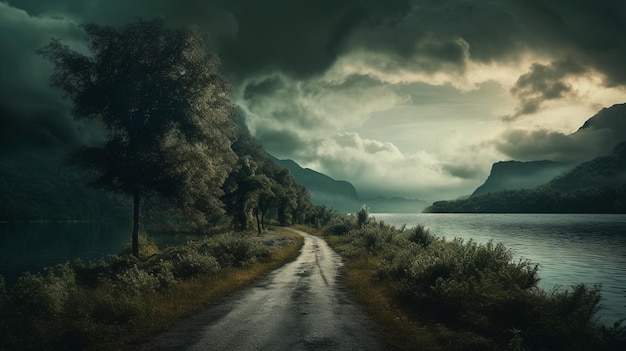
left=269, top=156, right=360, bottom=212
left=425, top=141, right=626, bottom=213
left=270, top=155, right=427, bottom=213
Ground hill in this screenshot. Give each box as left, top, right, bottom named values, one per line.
left=549, top=141, right=626, bottom=190
left=269, top=156, right=361, bottom=212
left=270, top=156, right=427, bottom=213
left=425, top=142, right=626, bottom=213
left=472, top=160, right=575, bottom=197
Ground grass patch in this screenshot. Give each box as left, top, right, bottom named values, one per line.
left=0, top=230, right=303, bottom=351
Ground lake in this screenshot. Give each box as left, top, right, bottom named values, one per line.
left=0, top=221, right=131, bottom=283
left=0, top=221, right=193, bottom=284
left=373, top=213, right=626, bottom=325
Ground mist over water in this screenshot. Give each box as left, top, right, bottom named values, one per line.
left=374, top=213, right=626, bottom=324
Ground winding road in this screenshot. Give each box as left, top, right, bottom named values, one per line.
left=143, top=228, right=385, bottom=351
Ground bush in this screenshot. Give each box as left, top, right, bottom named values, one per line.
left=406, top=224, right=434, bottom=247
left=116, top=264, right=161, bottom=296
left=357, top=205, right=369, bottom=228
left=200, top=232, right=271, bottom=267
left=172, top=250, right=220, bottom=278
left=10, top=263, right=76, bottom=318
left=324, top=215, right=357, bottom=235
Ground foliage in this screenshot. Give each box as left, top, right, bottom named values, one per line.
left=0, top=231, right=296, bottom=351
left=357, top=204, right=369, bottom=228
left=221, top=132, right=323, bottom=232
left=425, top=185, right=626, bottom=214
left=39, top=18, right=237, bottom=255
left=320, top=215, right=626, bottom=350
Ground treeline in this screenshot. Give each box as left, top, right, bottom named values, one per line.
left=425, top=185, right=626, bottom=213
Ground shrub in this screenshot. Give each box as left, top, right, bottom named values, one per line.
left=116, top=264, right=160, bottom=296
left=201, top=233, right=271, bottom=267
left=172, top=249, right=220, bottom=278
left=10, top=263, right=76, bottom=318
left=357, top=205, right=369, bottom=228
left=406, top=224, right=434, bottom=247
left=324, top=215, right=356, bottom=235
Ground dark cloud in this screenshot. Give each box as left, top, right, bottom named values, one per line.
left=496, top=104, right=626, bottom=162
left=2, top=0, right=626, bottom=201
left=503, top=58, right=587, bottom=120
left=0, top=3, right=88, bottom=151
left=441, top=162, right=484, bottom=180
left=253, top=126, right=306, bottom=158
left=216, top=0, right=412, bottom=78
left=242, top=76, right=286, bottom=100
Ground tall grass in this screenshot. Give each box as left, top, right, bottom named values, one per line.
left=316, top=214, right=626, bottom=351
left=0, top=230, right=303, bottom=351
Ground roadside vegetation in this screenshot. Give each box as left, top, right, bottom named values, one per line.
left=0, top=230, right=303, bottom=351
left=313, top=210, right=626, bottom=351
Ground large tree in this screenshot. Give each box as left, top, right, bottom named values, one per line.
left=39, top=19, right=236, bottom=256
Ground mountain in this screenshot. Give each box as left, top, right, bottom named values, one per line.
left=471, top=160, right=575, bottom=197
left=578, top=103, right=626, bottom=134
left=270, top=156, right=427, bottom=213
left=425, top=142, right=626, bottom=213
left=269, top=156, right=361, bottom=212
left=548, top=141, right=626, bottom=191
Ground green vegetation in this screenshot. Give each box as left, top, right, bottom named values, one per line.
left=0, top=230, right=303, bottom=351
left=425, top=185, right=626, bottom=213
left=314, top=215, right=626, bottom=351
left=39, top=19, right=238, bottom=256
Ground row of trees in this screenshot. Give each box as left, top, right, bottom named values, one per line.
left=222, top=132, right=314, bottom=233
left=39, top=19, right=324, bottom=256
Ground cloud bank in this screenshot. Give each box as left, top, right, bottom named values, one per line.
left=2, top=0, right=626, bottom=200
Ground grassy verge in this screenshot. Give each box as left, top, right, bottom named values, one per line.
left=301, top=215, right=626, bottom=351
left=0, top=230, right=303, bottom=351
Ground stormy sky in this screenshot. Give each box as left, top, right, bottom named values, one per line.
left=2, top=0, right=626, bottom=201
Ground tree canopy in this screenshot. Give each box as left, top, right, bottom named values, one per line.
left=39, top=19, right=237, bottom=255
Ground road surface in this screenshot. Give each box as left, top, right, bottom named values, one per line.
left=143, top=228, right=385, bottom=351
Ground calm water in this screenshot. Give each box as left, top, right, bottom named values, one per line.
left=0, top=221, right=192, bottom=284
left=0, top=221, right=131, bottom=283
left=373, top=213, right=626, bottom=324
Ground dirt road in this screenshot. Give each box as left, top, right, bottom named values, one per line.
left=143, top=228, right=384, bottom=351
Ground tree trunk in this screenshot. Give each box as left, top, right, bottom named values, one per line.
left=132, top=191, right=140, bottom=257
left=254, top=207, right=262, bottom=234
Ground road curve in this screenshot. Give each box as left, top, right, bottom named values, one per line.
left=142, top=228, right=385, bottom=351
